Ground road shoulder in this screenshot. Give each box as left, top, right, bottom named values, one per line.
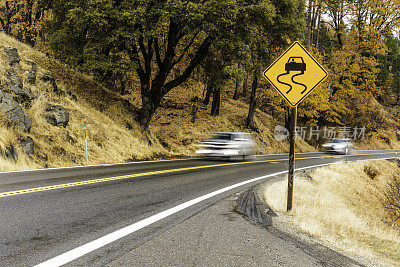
left=106, top=192, right=366, bottom=266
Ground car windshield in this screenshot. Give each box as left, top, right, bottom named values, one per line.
left=332, top=139, right=348, bottom=143
left=212, top=133, right=233, bottom=140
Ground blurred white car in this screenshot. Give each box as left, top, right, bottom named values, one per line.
left=322, top=138, right=353, bottom=154
left=196, top=132, right=255, bottom=160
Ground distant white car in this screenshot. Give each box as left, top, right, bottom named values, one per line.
left=196, top=132, right=255, bottom=160
left=322, top=138, right=353, bottom=154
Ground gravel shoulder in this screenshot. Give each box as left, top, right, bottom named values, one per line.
left=106, top=191, right=369, bottom=267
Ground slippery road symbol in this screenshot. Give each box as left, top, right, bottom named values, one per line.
left=277, top=57, right=307, bottom=94
left=262, top=41, right=328, bottom=107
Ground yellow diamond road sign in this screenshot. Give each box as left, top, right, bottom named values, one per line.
left=263, top=41, right=328, bottom=107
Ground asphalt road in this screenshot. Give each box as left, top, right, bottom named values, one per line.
left=0, top=150, right=398, bottom=266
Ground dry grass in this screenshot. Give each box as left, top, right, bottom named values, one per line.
left=264, top=160, right=400, bottom=266
left=0, top=32, right=169, bottom=171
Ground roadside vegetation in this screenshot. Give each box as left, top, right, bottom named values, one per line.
left=0, top=31, right=317, bottom=171
left=0, top=0, right=399, bottom=171
left=264, top=159, right=400, bottom=266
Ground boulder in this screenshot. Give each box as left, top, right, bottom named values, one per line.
left=5, top=144, right=17, bottom=160
left=5, top=68, right=33, bottom=102
left=6, top=68, right=23, bottom=88
left=0, top=91, right=32, bottom=132
left=66, top=130, right=75, bottom=145
left=44, top=105, right=69, bottom=127
left=25, top=61, right=37, bottom=84
left=41, top=71, right=58, bottom=92
left=3, top=46, right=21, bottom=69
left=41, top=70, right=54, bottom=82
left=19, top=137, right=34, bottom=155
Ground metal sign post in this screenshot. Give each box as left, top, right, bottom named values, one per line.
left=287, top=107, right=297, bottom=211
left=263, top=41, right=328, bottom=212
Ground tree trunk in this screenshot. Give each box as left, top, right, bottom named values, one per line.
left=137, top=91, right=156, bottom=129
left=203, top=82, right=213, bottom=105
left=233, top=78, right=240, bottom=100
left=191, top=103, right=198, bottom=123
left=233, top=62, right=241, bottom=100
left=306, top=0, right=313, bottom=50
left=246, top=70, right=259, bottom=129
left=120, top=77, right=127, bottom=95
left=211, top=87, right=220, bottom=116
left=242, top=73, right=248, bottom=97
left=315, top=8, right=321, bottom=51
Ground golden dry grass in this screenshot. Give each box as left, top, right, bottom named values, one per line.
left=0, top=32, right=169, bottom=171
left=264, top=160, right=400, bottom=266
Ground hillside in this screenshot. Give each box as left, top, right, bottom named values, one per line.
left=0, top=33, right=399, bottom=172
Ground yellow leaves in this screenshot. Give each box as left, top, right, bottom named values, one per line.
left=0, top=0, right=47, bottom=45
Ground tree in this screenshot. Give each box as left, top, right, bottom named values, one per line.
left=0, top=0, right=52, bottom=46
left=323, top=0, right=348, bottom=49
left=49, top=0, right=283, bottom=129
left=244, top=0, right=306, bottom=129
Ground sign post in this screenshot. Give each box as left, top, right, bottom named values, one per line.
left=287, top=106, right=297, bottom=211
left=263, top=41, right=327, bottom=212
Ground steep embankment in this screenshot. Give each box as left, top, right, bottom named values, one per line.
left=264, top=160, right=400, bottom=266
left=0, top=32, right=167, bottom=171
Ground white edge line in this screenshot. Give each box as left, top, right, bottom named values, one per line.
left=35, top=157, right=399, bottom=267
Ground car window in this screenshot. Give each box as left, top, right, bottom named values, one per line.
left=213, top=133, right=233, bottom=140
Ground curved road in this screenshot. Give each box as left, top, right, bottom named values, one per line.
left=0, top=150, right=398, bottom=266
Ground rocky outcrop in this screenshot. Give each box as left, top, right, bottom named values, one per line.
left=4, top=144, right=17, bottom=160
left=44, top=105, right=69, bottom=127
left=0, top=91, right=32, bottom=132
left=3, top=46, right=21, bottom=69
left=5, top=68, right=33, bottom=103
left=5, top=68, right=23, bottom=88
left=19, top=137, right=34, bottom=155
left=41, top=71, right=58, bottom=92
left=25, top=61, right=37, bottom=85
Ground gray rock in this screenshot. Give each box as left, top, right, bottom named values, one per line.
left=9, top=87, right=33, bottom=103
left=41, top=70, right=54, bottom=82
left=5, top=68, right=33, bottom=103
left=44, top=105, right=69, bottom=127
left=6, top=68, right=23, bottom=89
left=66, top=130, right=75, bottom=145
left=19, top=137, right=34, bottom=155
left=25, top=61, right=37, bottom=84
left=0, top=91, right=32, bottom=132
left=3, top=46, right=21, bottom=69
left=4, top=144, right=17, bottom=160
left=41, top=71, right=58, bottom=91
left=66, top=91, right=77, bottom=101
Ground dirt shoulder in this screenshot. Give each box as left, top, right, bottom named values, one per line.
left=261, top=159, right=400, bottom=266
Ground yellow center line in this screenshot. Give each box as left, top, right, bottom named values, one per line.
left=0, top=152, right=395, bottom=199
